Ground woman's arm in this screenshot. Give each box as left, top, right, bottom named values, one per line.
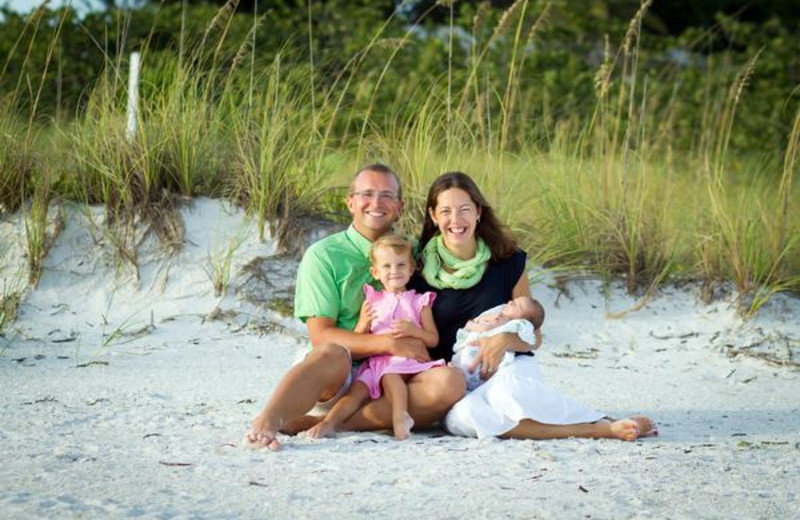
left=508, top=272, right=540, bottom=349
left=511, top=271, right=531, bottom=299
left=468, top=273, right=537, bottom=379
left=306, top=317, right=431, bottom=362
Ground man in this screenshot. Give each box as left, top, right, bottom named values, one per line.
left=247, top=164, right=466, bottom=450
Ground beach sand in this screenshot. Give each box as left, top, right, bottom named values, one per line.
left=1, top=199, right=798, bottom=519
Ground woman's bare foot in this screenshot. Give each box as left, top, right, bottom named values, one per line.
left=393, top=412, right=414, bottom=441
left=609, top=419, right=640, bottom=441
left=630, top=415, right=658, bottom=437
left=607, top=415, right=657, bottom=441
left=246, top=413, right=282, bottom=451
left=305, top=420, right=337, bottom=439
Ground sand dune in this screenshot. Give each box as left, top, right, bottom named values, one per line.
left=1, top=198, right=798, bottom=519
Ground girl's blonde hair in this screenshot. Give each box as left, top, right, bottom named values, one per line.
left=369, top=233, right=415, bottom=266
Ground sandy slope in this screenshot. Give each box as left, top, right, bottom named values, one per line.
left=1, top=199, right=798, bottom=519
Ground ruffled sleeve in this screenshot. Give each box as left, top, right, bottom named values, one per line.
left=363, top=284, right=379, bottom=304
left=413, top=290, right=436, bottom=313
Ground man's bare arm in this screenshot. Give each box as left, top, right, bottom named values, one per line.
left=306, top=317, right=430, bottom=362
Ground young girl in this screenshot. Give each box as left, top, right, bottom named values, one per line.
left=306, top=233, right=443, bottom=440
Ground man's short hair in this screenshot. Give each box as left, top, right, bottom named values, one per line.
left=350, top=163, right=403, bottom=200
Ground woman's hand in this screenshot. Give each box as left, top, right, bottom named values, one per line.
left=467, top=331, right=536, bottom=380
left=533, top=329, right=543, bottom=351
left=467, top=333, right=510, bottom=381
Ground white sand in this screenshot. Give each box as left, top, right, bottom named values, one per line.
left=1, top=199, right=798, bottom=519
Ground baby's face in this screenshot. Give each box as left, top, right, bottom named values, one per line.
left=502, top=297, right=535, bottom=320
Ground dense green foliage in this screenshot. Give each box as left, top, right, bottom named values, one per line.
left=1, top=1, right=798, bottom=152
left=0, top=0, right=798, bottom=311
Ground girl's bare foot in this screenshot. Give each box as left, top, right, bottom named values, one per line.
left=306, top=421, right=336, bottom=439
left=393, top=412, right=414, bottom=440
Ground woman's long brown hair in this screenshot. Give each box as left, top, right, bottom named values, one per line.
left=419, top=172, right=517, bottom=262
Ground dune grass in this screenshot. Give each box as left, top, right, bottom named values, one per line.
left=0, top=2, right=797, bottom=316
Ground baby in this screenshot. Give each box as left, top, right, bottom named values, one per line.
left=452, top=295, right=545, bottom=391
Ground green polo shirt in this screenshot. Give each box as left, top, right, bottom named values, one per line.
left=294, top=225, right=380, bottom=332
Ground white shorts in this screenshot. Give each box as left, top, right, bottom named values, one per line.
left=309, top=366, right=359, bottom=416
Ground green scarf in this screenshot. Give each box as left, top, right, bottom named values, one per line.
left=421, top=235, right=491, bottom=289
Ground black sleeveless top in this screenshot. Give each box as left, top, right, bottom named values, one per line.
left=409, top=249, right=527, bottom=362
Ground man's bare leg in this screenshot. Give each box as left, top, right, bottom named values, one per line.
left=501, top=415, right=656, bottom=442
left=341, top=365, right=465, bottom=431
left=246, top=343, right=350, bottom=449
left=381, top=374, right=413, bottom=440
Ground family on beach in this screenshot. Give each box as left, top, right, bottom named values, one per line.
left=246, top=165, right=657, bottom=450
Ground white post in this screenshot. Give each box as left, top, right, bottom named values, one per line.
left=126, top=52, right=140, bottom=142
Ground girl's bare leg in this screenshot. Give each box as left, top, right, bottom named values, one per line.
left=501, top=416, right=656, bottom=442
left=341, top=365, right=465, bottom=432
left=306, top=382, right=370, bottom=439
left=381, top=374, right=414, bottom=440
left=247, top=343, right=351, bottom=450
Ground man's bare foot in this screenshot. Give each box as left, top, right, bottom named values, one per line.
left=306, top=421, right=336, bottom=439
left=282, top=414, right=324, bottom=435
left=246, top=413, right=282, bottom=451
left=393, top=412, right=414, bottom=441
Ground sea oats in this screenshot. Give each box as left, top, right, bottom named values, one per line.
left=229, top=14, right=267, bottom=76
left=593, top=35, right=613, bottom=98
left=491, top=0, right=526, bottom=42
left=525, top=1, right=553, bottom=46
left=730, top=49, right=761, bottom=107
left=622, top=0, right=652, bottom=54
left=472, top=1, right=491, bottom=37
left=198, top=0, right=240, bottom=55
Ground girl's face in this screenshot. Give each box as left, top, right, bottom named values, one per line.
left=429, top=187, right=481, bottom=257
left=370, top=246, right=413, bottom=293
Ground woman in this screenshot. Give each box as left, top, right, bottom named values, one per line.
left=411, top=172, right=656, bottom=441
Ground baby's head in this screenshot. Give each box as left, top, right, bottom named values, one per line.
left=502, top=296, right=545, bottom=330
left=369, top=233, right=415, bottom=291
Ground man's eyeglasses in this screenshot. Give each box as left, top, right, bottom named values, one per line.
left=350, top=190, right=399, bottom=202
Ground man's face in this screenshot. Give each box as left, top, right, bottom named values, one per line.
left=346, top=170, right=404, bottom=241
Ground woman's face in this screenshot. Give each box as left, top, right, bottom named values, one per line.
left=429, top=187, right=481, bottom=255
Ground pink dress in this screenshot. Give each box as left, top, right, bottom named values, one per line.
left=355, top=285, right=445, bottom=399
